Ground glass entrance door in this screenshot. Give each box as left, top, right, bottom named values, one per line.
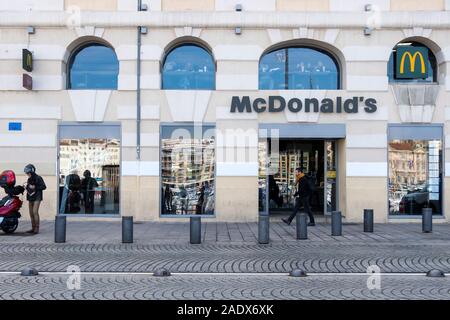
left=258, top=138, right=338, bottom=217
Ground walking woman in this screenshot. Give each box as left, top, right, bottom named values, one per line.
left=24, top=164, right=46, bottom=234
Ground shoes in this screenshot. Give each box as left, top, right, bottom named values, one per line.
left=33, top=225, right=39, bottom=234
left=308, top=222, right=316, bottom=226
left=25, top=229, right=34, bottom=234
left=282, top=218, right=291, bottom=226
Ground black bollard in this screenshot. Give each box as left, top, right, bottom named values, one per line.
left=422, top=208, right=433, bottom=233
left=190, top=216, right=201, bottom=244
left=331, top=211, right=342, bottom=236
left=122, top=216, right=134, bottom=243
left=258, top=214, right=270, bottom=244
left=54, top=215, right=66, bottom=243
left=363, top=209, right=374, bottom=233
left=296, top=213, right=308, bottom=240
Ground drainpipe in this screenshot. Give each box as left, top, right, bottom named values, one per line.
left=136, top=0, right=142, bottom=160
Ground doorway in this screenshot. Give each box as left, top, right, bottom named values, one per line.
left=258, top=139, right=338, bottom=219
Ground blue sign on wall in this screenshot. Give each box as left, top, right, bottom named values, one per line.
left=8, top=122, right=22, bottom=131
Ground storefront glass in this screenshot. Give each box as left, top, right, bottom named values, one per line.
left=59, top=138, right=120, bottom=214
left=161, top=125, right=215, bottom=216
left=388, top=139, right=442, bottom=215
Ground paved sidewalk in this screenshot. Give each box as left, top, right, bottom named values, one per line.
left=0, top=221, right=448, bottom=273
left=2, top=220, right=450, bottom=244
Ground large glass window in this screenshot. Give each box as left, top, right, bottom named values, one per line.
left=69, top=44, right=119, bottom=89
left=161, top=125, right=215, bottom=216
left=162, top=44, right=215, bottom=90
left=388, top=139, right=442, bottom=215
left=259, top=47, right=340, bottom=90
left=388, top=41, right=437, bottom=83
left=59, top=138, right=120, bottom=215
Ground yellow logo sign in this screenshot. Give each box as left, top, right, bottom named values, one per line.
left=396, top=46, right=428, bottom=79
left=399, top=51, right=426, bottom=74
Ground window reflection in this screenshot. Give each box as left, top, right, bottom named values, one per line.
left=259, top=47, right=339, bottom=90
left=161, top=126, right=215, bottom=215
left=59, top=139, right=120, bottom=214
left=69, top=44, right=119, bottom=90
left=388, top=140, right=442, bottom=215
left=387, top=42, right=437, bottom=83
left=162, top=44, right=215, bottom=90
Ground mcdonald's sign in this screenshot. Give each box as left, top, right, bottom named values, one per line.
left=22, top=49, right=33, bottom=72
left=396, top=46, right=428, bottom=79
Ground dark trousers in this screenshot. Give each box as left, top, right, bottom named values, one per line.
left=288, top=196, right=315, bottom=224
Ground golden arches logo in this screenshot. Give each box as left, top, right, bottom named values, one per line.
left=399, top=51, right=426, bottom=74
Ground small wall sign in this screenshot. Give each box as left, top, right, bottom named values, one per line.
left=8, top=122, right=22, bottom=131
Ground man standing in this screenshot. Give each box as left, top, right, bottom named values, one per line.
left=282, top=168, right=315, bottom=226
left=24, top=164, right=47, bottom=234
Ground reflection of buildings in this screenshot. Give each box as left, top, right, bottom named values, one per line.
left=161, top=138, right=215, bottom=187
left=59, top=139, right=120, bottom=180
left=161, top=137, right=215, bottom=215
left=389, top=141, right=428, bottom=187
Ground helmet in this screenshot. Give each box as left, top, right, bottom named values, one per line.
left=24, top=164, right=36, bottom=174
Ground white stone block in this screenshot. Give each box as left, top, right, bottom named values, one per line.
left=165, top=90, right=212, bottom=122
left=329, top=0, right=389, bottom=11
left=216, top=74, right=258, bottom=90
left=68, top=90, right=111, bottom=122
left=0, top=0, right=64, bottom=11
left=215, top=0, right=275, bottom=11
left=216, top=162, right=258, bottom=177
left=346, top=162, right=387, bottom=177
left=347, top=134, right=387, bottom=148
left=213, top=45, right=263, bottom=61
left=346, top=75, right=388, bottom=91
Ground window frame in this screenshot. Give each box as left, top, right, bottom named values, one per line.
left=161, top=43, right=216, bottom=90
left=159, top=122, right=217, bottom=218
left=67, top=42, right=119, bottom=90
left=387, top=124, right=445, bottom=219
left=259, top=45, right=341, bottom=90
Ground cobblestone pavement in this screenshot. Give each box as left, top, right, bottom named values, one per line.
left=0, top=273, right=449, bottom=300
left=0, top=221, right=449, bottom=273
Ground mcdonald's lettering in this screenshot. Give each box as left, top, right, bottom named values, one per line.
left=22, top=49, right=33, bottom=72
left=396, top=46, right=428, bottom=79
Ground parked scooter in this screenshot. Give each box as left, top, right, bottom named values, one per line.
left=0, top=170, right=25, bottom=234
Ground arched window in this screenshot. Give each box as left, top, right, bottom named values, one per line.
left=259, top=47, right=340, bottom=90
left=162, top=44, right=215, bottom=90
left=68, top=43, right=119, bottom=90
left=388, top=41, right=437, bottom=83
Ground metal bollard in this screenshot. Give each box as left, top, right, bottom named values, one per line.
left=296, top=213, right=308, bottom=240
left=422, top=208, right=433, bottom=233
left=54, top=215, right=66, bottom=243
left=331, top=211, right=342, bottom=236
left=258, top=214, right=270, bottom=244
left=122, top=216, right=134, bottom=243
left=363, top=209, right=374, bottom=233
left=190, top=216, right=201, bottom=244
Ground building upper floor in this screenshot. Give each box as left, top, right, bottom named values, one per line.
left=3, top=0, right=450, bottom=93
left=2, top=0, right=450, bottom=12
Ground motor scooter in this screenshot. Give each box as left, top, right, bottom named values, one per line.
left=0, top=170, right=25, bottom=234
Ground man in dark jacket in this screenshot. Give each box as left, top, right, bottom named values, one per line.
left=282, top=168, right=315, bottom=226
left=81, top=170, right=98, bottom=214
left=24, top=164, right=47, bottom=234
